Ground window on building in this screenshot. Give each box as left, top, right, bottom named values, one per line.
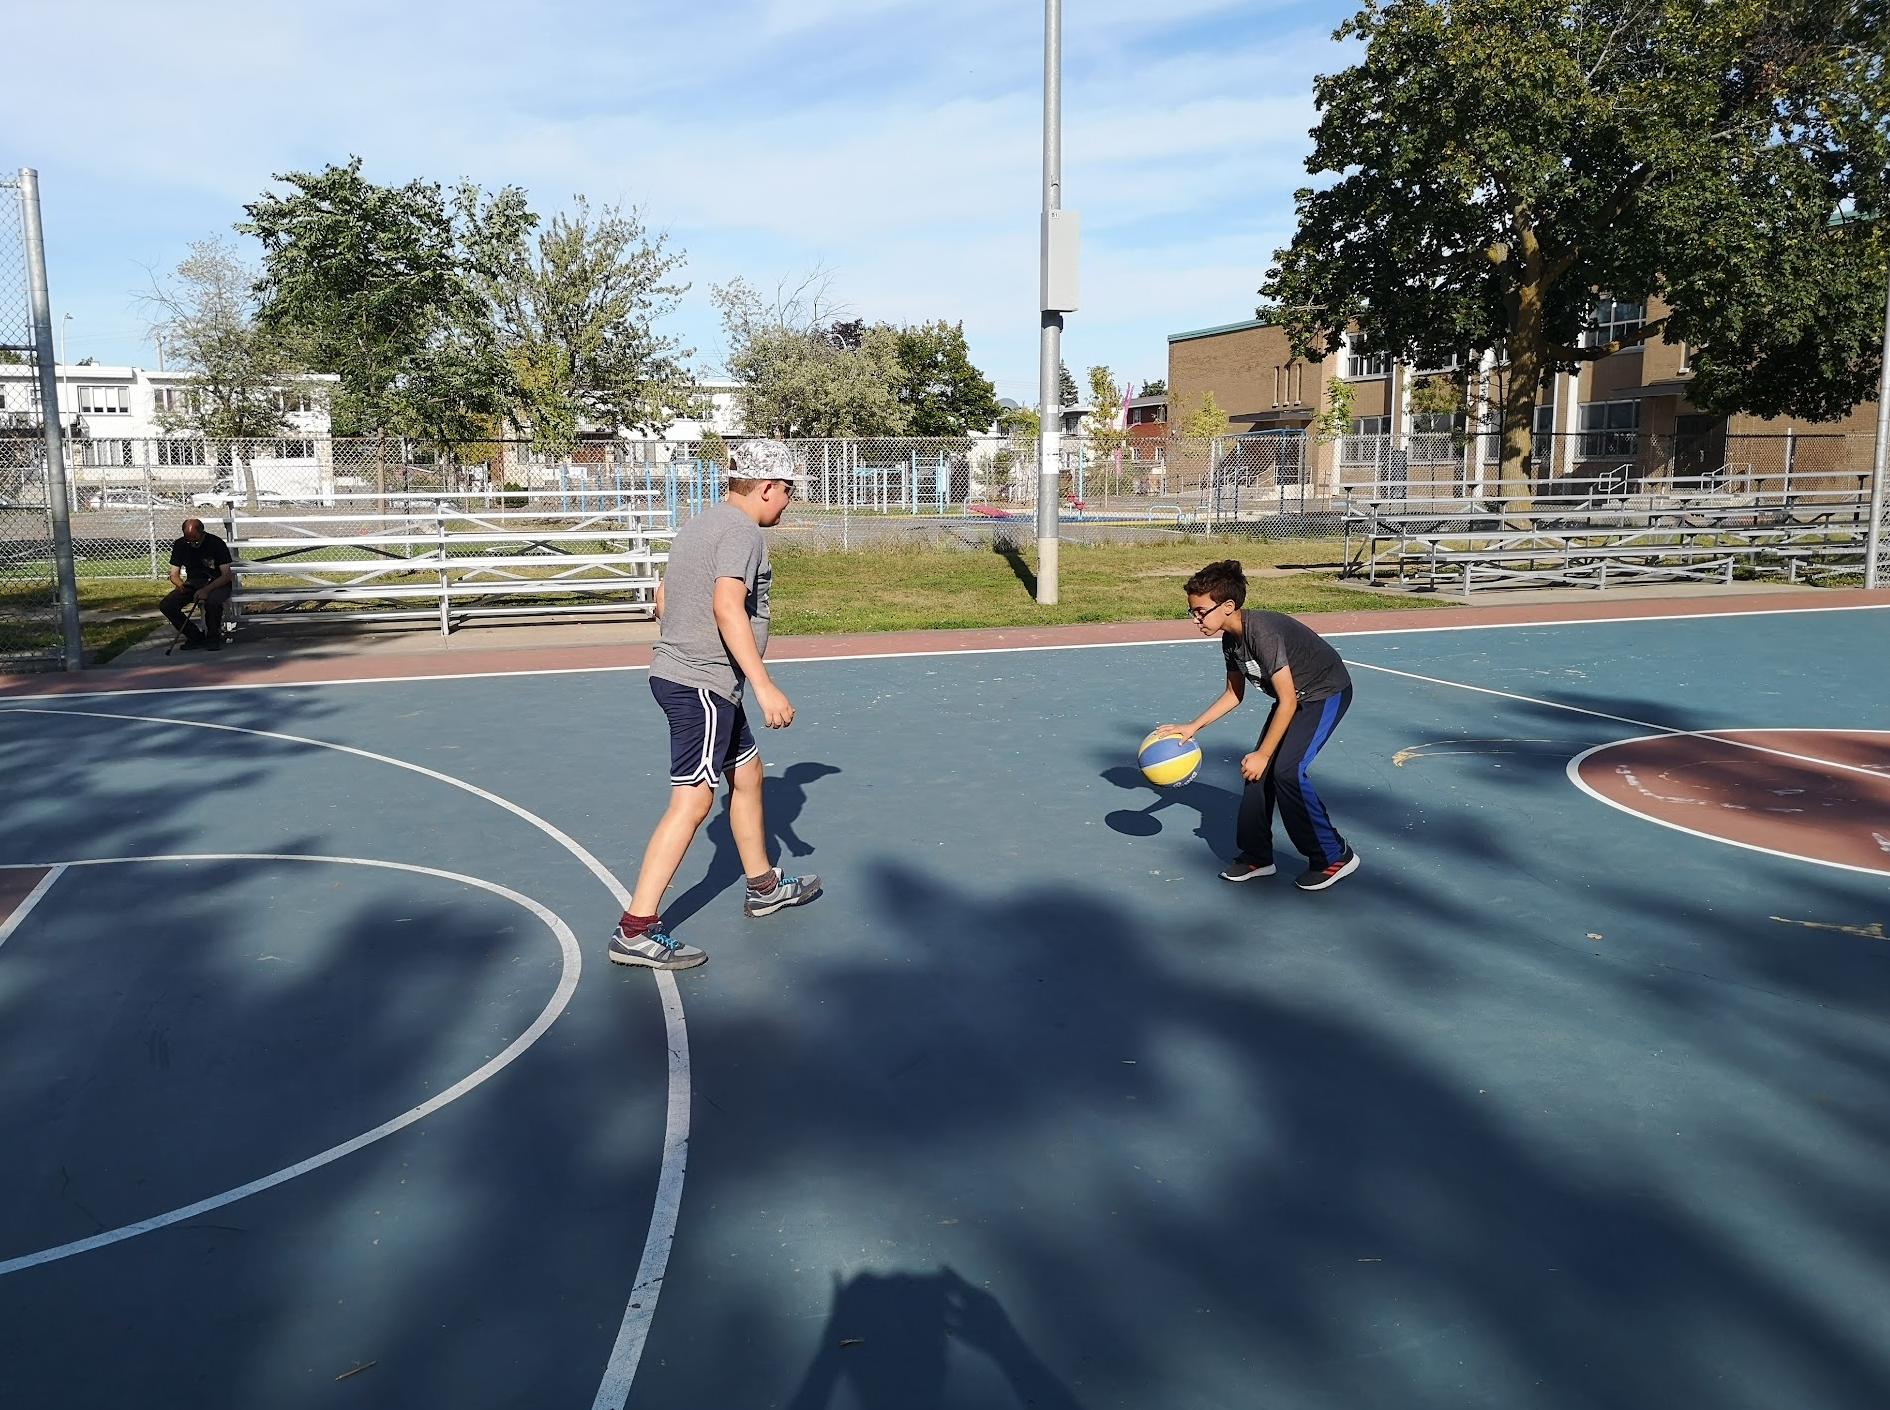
left=78, top=385, right=129, bottom=414
left=1345, top=336, right=1389, bottom=378
left=275, top=438, right=315, bottom=460
left=81, top=438, right=134, bottom=467
left=1589, top=298, right=1646, bottom=349
left=157, top=439, right=207, bottom=467
left=1415, top=353, right=1462, bottom=374
left=1341, top=415, right=1393, bottom=466
left=1578, top=399, right=1640, bottom=458
left=153, top=386, right=202, bottom=415
left=275, top=390, right=314, bottom=414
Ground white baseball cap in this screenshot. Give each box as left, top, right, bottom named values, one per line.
left=731, top=440, right=804, bottom=482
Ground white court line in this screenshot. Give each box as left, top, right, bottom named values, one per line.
left=1565, top=734, right=1890, bottom=878
left=0, top=600, right=1883, bottom=704
left=0, top=854, right=579, bottom=1277
left=1342, top=659, right=1890, bottom=783
left=0, top=864, right=65, bottom=953
left=0, top=708, right=684, bottom=1409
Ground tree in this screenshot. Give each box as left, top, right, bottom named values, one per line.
left=1261, top=0, right=1890, bottom=494
left=140, top=238, right=308, bottom=510
left=1309, top=377, right=1356, bottom=445
left=713, top=277, right=909, bottom=437
left=243, top=157, right=535, bottom=449
left=892, top=321, right=1002, bottom=435
left=477, top=196, right=699, bottom=450
left=1085, top=365, right=1129, bottom=461
left=1139, top=378, right=1167, bottom=398
left=999, top=405, right=1041, bottom=440
left=1180, top=391, right=1232, bottom=439
left=1058, top=361, right=1079, bottom=410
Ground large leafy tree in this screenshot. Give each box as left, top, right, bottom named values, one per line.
left=476, top=197, right=700, bottom=450
left=1261, top=0, right=1890, bottom=491
left=892, top=321, right=1001, bottom=435
left=242, top=158, right=535, bottom=449
left=140, top=239, right=308, bottom=509
left=713, top=278, right=910, bottom=437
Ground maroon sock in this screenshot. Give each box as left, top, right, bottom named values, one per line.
left=617, top=912, right=661, bottom=935
left=746, top=870, right=779, bottom=895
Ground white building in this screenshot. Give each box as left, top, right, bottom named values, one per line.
left=0, top=362, right=337, bottom=500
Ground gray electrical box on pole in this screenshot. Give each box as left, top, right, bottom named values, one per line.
left=1042, top=208, right=1080, bottom=314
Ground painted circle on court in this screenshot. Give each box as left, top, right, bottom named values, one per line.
left=0, top=853, right=580, bottom=1277
left=1568, top=729, right=1890, bottom=876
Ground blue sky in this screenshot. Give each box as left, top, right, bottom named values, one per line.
left=4, top=0, right=1358, bottom=404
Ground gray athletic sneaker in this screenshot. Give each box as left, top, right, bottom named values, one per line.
left=608, top=922, right=707, bottom=970
left=744, top=867, right=822, bottom=918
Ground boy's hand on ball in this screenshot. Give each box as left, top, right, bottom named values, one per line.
left=1240, top=750, right=1270, bottom=782
left=1156, top=723, right=1195, bottom=740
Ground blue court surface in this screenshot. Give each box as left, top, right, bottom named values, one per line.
left=2, top=601, right=1888, bottom=1409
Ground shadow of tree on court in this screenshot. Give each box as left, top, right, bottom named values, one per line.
left=784, top=1266, right=1084, bottom=1410
left=613, top=854, right=1890, bottom=1410
left=664, top=762, right=843, bottom=928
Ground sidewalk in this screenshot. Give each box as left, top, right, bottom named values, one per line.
left=5, top=582, right=1884, bottom=700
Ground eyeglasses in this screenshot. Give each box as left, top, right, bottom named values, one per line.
left=1187, top=601, right=1226, bottom=622
left=771, top=479, right=796, bottom=499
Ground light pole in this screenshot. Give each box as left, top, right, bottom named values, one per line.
left=1036, top=0, right=1079, bottom=605
left=59, top=311, right=70, bottom=366
left=1867, top=270, right=1888, bottom=589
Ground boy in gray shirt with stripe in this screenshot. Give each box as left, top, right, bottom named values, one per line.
left=609, top=443, right=822, bottom=969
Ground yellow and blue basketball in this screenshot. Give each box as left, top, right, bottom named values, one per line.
left=1138, top=729, right=1202, bottom=788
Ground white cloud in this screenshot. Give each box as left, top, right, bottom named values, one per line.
left=7, top=0, right=1355, bottom=395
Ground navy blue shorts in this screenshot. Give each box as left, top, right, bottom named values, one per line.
left=651, top=676, right=758, bottom=788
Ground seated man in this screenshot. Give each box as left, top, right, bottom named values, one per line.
left=159, top=517, right=235, bottom=651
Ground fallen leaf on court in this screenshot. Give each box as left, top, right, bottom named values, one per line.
left=840, top=1338, right=865, bottom=1349
left=1770, top=916, right=1887, bottom=940
left=1586, top=933, right=1604, bottom=942
left=334, top=1362, right=377, bottom=1382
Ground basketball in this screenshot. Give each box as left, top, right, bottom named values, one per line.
left=1138, top=729, right=1202, bottom=788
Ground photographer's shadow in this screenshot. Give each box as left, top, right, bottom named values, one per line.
left=786, top=1266, right=1084, bottom=1410
left=665, top=761, right=841, bottom=927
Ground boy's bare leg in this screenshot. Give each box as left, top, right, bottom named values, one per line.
left=726, top=755, right=774, bottom=881
left=629, top=782, right=717, bottom=916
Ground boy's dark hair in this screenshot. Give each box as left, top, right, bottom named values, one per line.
left=1185, top=559, right=1246, bottom=607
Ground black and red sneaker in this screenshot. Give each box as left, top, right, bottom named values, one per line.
left=1294, top=849, right=1359, bottom=892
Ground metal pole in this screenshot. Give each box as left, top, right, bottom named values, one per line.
left=1867, top=273, right=1890, bottom=589
left=20, top=169, right=83, bottom=670
left=1035, top=0, right=1063, bottom=604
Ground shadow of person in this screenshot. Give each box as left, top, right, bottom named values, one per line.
left=664, top=761, right=842, bottom=927
left=786, top=1266, right=1084, bottom=1410
left=773, top=761, right=842, bottom=857
left=1099, top=764, right=1239, bottom=854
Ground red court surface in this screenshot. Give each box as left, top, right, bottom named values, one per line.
left=1573, top=729, right=1890, bottom=876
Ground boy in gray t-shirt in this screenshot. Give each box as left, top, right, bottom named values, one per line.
left=1158, top=559, right=1360, bottom=892
left=609, top=444, right=824, bottom=970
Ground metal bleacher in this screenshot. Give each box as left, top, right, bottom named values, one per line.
left=1341, top=467, right=1872, bottom=595
left=222, top=490, right=671, bottom=634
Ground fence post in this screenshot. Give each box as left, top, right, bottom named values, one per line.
left=142, top=441, right=159, bottom=579
left=18, top=168, right=84, bottom=668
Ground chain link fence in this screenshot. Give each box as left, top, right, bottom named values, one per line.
left=0, top=175, right=62, bottom=668
left=26, top=425, right=1886, bottom=581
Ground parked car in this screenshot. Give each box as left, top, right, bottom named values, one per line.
left=192, top=489, right=296, bottom=510
left=87, top=490, right=179, bottom=512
